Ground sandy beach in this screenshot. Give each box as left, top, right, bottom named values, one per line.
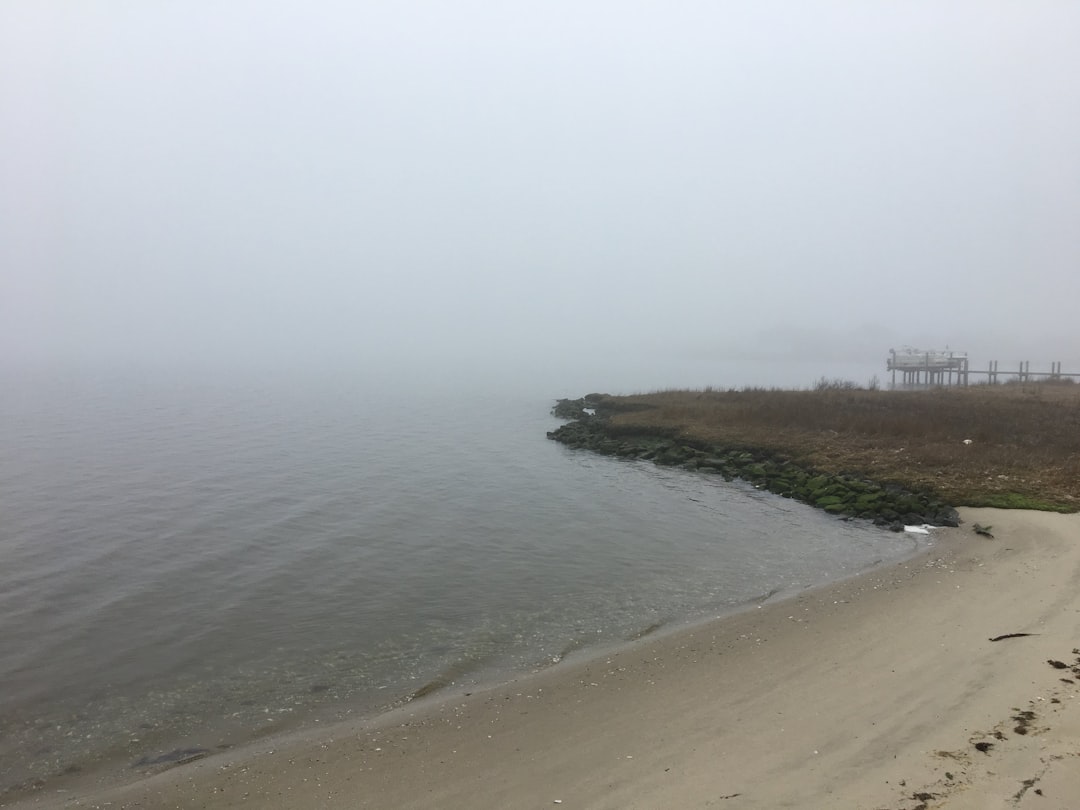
left=11, top=507, right=1080, bottom=810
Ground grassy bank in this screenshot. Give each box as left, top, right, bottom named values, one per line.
left=560, top=383, right=1080, bottom=513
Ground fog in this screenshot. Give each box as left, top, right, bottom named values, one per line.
left=3, top=1, right=1078, bottom=394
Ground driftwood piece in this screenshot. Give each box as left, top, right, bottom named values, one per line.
left=988, top=632, right=1038, bottom=642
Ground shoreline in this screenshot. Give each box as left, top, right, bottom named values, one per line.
left=11, top=508, right=1080, bottom=809
left=3, top=507, right=933, bottom=807
left=547, top=395, right=963, bottom=529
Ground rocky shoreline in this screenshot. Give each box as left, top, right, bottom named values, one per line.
left=548, top=396, right=960, bottom=530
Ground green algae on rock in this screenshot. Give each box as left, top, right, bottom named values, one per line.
left=548, top=397, right=960, bottom=530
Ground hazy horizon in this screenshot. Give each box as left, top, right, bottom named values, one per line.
left=3, top=1, right=1078, bottom=394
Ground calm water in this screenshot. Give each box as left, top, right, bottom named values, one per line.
left=0, top=370, right=926, bottom=796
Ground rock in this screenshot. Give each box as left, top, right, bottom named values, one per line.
left=815, top=495, right=845, bottom=508
left=935, top=508, right=961, bottom=527
left=547, top=395, right=960, bottom=528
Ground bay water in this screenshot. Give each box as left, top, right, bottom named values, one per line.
left=0, top=370, right=926, bottom=796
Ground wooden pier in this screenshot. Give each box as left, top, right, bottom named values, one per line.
left=887, top=348, right=1078, bottom=388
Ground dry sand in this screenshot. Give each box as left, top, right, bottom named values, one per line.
left=10, top=508, right=1080, bottom=810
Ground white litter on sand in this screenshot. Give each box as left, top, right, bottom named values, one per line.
left=903, top=525, right=936, bottom=535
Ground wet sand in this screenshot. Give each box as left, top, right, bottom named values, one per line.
left=12, top=508, right=1080, bottom=809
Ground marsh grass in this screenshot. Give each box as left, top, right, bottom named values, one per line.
left=599, top=384, right=1080, bottom=510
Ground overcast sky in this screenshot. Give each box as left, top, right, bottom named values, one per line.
left=2, top=1, right=1078, bottom=392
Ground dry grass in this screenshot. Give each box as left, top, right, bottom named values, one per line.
left=600, top=383, right=1080, bottom=510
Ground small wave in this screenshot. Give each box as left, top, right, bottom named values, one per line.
left=405, top=655, right=489, bottom=702
left=752, top=586, right=783, bottom=604
left=132, top=747, right=210, bottom=769
left=625, top=621, right=665, bottom=641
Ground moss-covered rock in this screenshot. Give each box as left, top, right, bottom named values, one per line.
left=548, top=399, right=959, bottom=527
